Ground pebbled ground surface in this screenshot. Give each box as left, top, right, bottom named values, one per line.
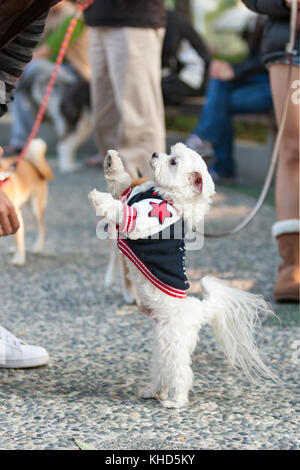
left=0, top=162, right=299, bottom=450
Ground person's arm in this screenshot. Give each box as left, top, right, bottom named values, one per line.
left=0, top=0, right=61, bottom=49
left=0, top=12, right=48, bottom=117
left=232, top=55, right=265, bottom=80
left=210, top=55, right=266, bottom=82
left=210, top=60, right=235, bottom=81
left=242, top=0, right=291, bottom=17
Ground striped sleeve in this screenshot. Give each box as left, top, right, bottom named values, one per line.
left=118, top=204, right=137, bottom=235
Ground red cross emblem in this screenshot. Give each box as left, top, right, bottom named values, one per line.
left=148, top=201, right=172, bottom=225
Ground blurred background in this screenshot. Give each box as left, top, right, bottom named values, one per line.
left=0, top=0, right=275, bottom=186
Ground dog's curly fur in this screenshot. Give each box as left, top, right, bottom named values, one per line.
left=89, top=144, right=276, bottom=408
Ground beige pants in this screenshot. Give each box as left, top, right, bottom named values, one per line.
left=89, top=26, right=166, bottom=178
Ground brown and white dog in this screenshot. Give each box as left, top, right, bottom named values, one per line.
left=0, top=139, right=53, bottom=265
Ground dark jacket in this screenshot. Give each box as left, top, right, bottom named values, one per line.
left=0, top=0, right=59, bottom=49
left=242, top=0, right=300, bottom=64
left=162, top=10, right=211, bottom=70
left=232, top=15, right=267, bottom=80
left=85, top=0, right=166, bottom=29
left=162, top=10, right=211, bottom=103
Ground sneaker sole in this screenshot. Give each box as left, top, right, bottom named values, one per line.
left=0, top=354, right=49, bottom=369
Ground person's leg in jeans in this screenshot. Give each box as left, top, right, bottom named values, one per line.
left=192, top=78, right=235, bottom=177
left=213, top=74, right=273, bottom=177
left=189, top=75, right=273, bottom=178
left=193, top=78, right=233, bottom=144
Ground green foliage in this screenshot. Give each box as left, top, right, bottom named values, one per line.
left=234, top=121, right=268, bottom=144
left=165, top=0, right=175, bottom=9
left=166, top=115, right=198, bottom=133
left=204, top=0, right=248, bottom=63
left=219, top=0, right=238, bottom=9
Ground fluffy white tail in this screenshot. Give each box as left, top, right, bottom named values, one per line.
left=201, top=276, right=277, bottom=383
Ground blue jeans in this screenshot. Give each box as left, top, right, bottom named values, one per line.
left=193, top=74, right=273, bottom=177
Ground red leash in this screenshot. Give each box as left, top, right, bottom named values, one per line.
left=1, top=0, right=92, bottom=180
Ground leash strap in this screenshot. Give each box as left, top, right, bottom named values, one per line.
left=4, top=1, right=93, bottom=176
left=203, top=0, right=298, bottom=239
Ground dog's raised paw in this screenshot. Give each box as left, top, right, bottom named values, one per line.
left=88, top=190, right=114, bottom=217
left=104, top=150, right=124, bottom=176
left=88, top=189, right=101, bottom=210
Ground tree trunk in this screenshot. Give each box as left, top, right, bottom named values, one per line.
left=175, top=0, right=191, bottom=19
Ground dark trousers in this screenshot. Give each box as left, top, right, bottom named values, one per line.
left=193, top=74, right=273, bottom=177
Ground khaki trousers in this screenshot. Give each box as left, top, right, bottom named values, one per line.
left=89, top=26, right=166, bottom=178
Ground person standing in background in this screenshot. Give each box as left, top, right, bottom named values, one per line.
left=242, top=0, right=299, bottom=303
left=84, top=0, right=166, bottom=178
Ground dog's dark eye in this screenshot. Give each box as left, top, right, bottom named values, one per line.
left=170, top=158, right=177, bottom=166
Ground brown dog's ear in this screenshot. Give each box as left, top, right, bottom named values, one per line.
left=190, top=172, right=203, bottom=193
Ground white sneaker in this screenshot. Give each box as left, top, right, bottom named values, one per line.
left=0, top=326, right=49, bottom=368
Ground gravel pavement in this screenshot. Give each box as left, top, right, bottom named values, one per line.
left=0, top=162, right=299, bottom=450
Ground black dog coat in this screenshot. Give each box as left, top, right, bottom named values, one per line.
left=117, top=185, right=190, bottom=298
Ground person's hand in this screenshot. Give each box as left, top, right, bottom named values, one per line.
left=210, top=60, right=235, bottom=81
left=0, top=148, right=20, bottom=237
left=285, top=0, right=300, bottom=9
left=0, top=190, right=20, bottom=236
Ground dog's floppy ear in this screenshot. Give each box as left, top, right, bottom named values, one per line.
left=190, top=172, right=203, bottom=194
left=190, top=169, right=215, bottom=199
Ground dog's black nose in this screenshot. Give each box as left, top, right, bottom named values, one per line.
left=152, top=152, right=159, bottom=159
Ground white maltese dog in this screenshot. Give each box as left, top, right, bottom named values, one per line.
left=89, top=143, right=275, bottom=408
